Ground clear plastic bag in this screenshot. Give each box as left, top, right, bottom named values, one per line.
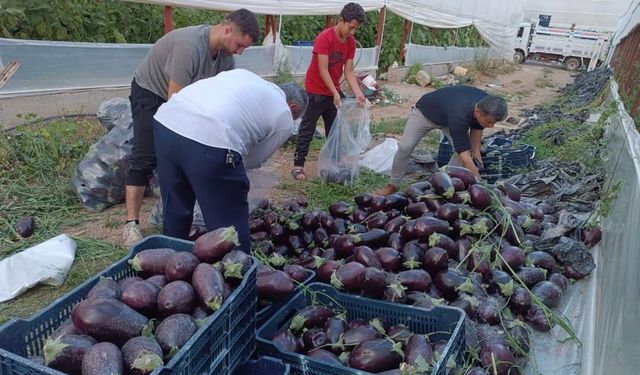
left=317, top=99, right=371, bottom=184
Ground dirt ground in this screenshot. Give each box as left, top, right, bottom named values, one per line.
left=69, top=63, right=574, bottom=247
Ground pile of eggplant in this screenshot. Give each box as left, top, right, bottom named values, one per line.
left=271, top=305, right=452, bottom=374
left=250, top=166, right=599, bottom=374
left=29, top=226, right=251, bottom=375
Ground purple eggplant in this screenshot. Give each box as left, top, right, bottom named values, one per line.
left=14, top=216, right=36, bottom=238
left=372, top=248, right=400, bottom=273
left=51, top=319, right=85, bottom=340
left=469, top=184, right=493, bottom=210
left=284, top=264, right=309, bottom=283
left=272, top=329, right=302, bottom=353
left=402, top=241, right=424, bottom=270
left=509, top=286, right=532, bottom=313
left=155, top=313, right=198, bottom=355
left=499, top=246, right=525, bottom=270
left=370, top=196, right=388, bottom=212
left=384, top=281, right=407, bottom=303
left=289, top=306, right=334, bottom=331
left=406, top=202, right=429, bottom=219
left=431, top=172, right=455, bottom=199
left=413, top=217, right=450, bottom=240
left=405, top=334, right=433, bottom=367
left=422, top=247, right=449, bottom=274
left=526, top=305, right=551, bottom=332
left=398, top=269, right=432, bottom=292
left=157, top=280, right=196, bottom=316
left=355, top=192, right=374, bottom=208
left=343, top=326, right=383, bottom=348
left=331, top=262, right=366, bottom=291
left=525, top=251, right=557, bottom=272
left=549, top=272, right=569, bottom=291
left=352, top=208, right=368, bottom=223
left=121, top=336, right=163, bottom=375
left=436, top=203, right=460, bottom=224
left=386, top=324, right=413, bottom=345
left=333, top=234, right=356, bottom=258
left=354, top=246, right=382, bottom=269
left=302, top=328, right=328, bottom=351
left=86, top=277, right=122, bottom=301
left=164, top=252, right=199, bottom=282
left=193, top=226, right=239, bottom=263
left=433, top=270, right=467, bottom=301
left=257, top=269, right=295, bottom=301
left=451, top=177, right=466, bottom=191
left=314, top=227, right=330, bottom=247
left=383, top=216, right=409, bottom=234
left=515, top=267, right=547, bottom=287
left=118, top=276, right=144, bottom=291
left=81, top=342, right=124, bottom=375
left=387, top=232, right=403, bottom=250
left=348, top=339, right=403, bottom=372
left=353, top=228, right=388, bottom=247
left=191, top=264, right=225, bottom=311
left=316, top=260, right=341, bottom=283
left=121, top=280, right=160, bottom=316
left=532, top=281, right=562, bottom=308
left=71, top=298, right=149, bottom=346
left=307, top=348, right=343, bottom=364
left=385, top=193, right=410, bottom=210
left=360, top=267, right=387, bottom=298
left=445, top=165, right=477, bottom=188
left=324, top=317, right=348, bottom=353
left=329, top=201, right=354, bottom=219
left=497, top=181, right=521, bottom=202
left=476, top=297, right=502, bottom=325
left=43, top=334, right=96, bottom=375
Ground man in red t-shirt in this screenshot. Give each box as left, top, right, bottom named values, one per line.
left=291, top=2, right=366, bottom=180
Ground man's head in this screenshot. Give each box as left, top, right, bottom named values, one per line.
left=220, top=8, right=259, bottom=55
left=338, top=3, right=365, bottom=36
left=278, top=83, right=309, bottom=120
left=474, top=95, right=508, bottom=128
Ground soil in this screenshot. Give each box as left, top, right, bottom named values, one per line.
left=68, top=63, right=574, bottom=248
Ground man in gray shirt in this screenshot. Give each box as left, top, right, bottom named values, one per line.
left=124, top=9, right=259, bottom=247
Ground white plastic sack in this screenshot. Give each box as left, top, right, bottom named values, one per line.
left=0, top=234, right=76, bottom=303
left=317, top=99, right=371, bottom=184
left=359, top=138, right=398, bottom=176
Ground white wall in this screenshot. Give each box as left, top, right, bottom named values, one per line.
left=523, top=0, right=633, bottom=31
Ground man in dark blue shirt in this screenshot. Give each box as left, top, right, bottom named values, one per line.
left=387, top=85, right=507, bottom=186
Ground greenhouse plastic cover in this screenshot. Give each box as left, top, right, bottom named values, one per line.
left=405, top=45, right=496, bottom=66
left=612, top=0, right=640, bottom=45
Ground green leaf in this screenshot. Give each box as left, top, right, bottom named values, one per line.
left=338, top=351, right=350, bottom=364
left=370, top=318, right=386, bottom=335
left=289, top=315, right=306, bottom=332
left=428, top=233, right=441, bottom=247
left=313, top=255, right=325, bottom=269
left=499, top=280, right=514, bottom=297
left=415, top=355, right=431, bottom=372
left=141, top=319, right=155, bottom=337
left=392, top=340, right=405, bottom=358
left=269, top=253, right=287, bottom=267
left=456, top=278, right=475, bottom=294
left=330, top=271, right=343, bottom=289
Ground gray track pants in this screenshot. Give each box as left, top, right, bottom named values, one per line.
left=390, top=107, right=462, bottom=183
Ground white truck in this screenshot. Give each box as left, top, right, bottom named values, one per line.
left=513, top=22, right=611, bottom=71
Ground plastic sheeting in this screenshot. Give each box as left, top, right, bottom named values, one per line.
left=123, top=0, right=384, bottom=14
left=612, top=0, right=640, bottom=45
left=405, top=45, right=495, bottom=66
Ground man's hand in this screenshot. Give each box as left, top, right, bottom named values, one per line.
left=459, top=150, right=481, bottom=178
left=333, top=93, right=342, bottom=109
left=355, top=92, right=366, bottom=106
left=471, top=150, right=483, bottom=171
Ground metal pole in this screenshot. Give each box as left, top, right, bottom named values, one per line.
left=375, top=7, right=386, bottom=64
left=163, top=6, right=173, bottom=34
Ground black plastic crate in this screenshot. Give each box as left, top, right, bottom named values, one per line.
left=257, top=269, right=315, bottom=325
left=436, top=136, right=536, bottom=183
left=234, top=356, right=290, bottom=375
left=0, top=235, right=257, bottom=375
left=256, top=283, right=465, bottom=375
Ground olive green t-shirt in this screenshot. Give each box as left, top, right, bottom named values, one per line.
left=134, top=25, right=235, bottom=99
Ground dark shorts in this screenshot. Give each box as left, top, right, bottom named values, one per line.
left=126, top=78, right=166, bottom=186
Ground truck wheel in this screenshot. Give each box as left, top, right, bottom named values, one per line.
left=513, top=50, right=526, bottom=64
left=565, top=57, right=581, bottom=71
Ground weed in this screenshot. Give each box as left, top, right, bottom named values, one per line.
left=371, top=117, right=407, bottom=135
left=535, top=77, right=554, bottom=88
left=272, top=61, right=295, bottom=84
left=405, top=63, right=422, bottom=85
left=378, top=86, right=402, bottom=104
left=104, top=215, right=120, bottom=229
left=431, top=77, right=445, bottom=89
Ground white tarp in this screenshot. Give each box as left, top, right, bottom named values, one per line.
left=124, top=0, right=384, bottom=14
left=612, top=0, right=640, bottom=45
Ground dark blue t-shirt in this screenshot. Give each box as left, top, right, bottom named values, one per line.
left=415, top=85, right=487, bottom=153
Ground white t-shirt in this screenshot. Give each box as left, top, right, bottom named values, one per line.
left=154, top=69, right=295, bottom=170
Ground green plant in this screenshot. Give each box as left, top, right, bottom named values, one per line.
left=431, top=77, right=445, bottom=89
left=272, top=61, right=295, bottom=84
left=370, top=117, right=407, bottom=134
left=405, top=63, right=422, bottom=85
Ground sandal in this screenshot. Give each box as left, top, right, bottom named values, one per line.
left=291, top=167, right=307, bottom=181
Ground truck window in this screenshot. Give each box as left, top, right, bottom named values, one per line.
left=517, top=27, right=524, bottom=38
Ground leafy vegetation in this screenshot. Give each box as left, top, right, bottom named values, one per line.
left=0, top=1, right=485, bottom=72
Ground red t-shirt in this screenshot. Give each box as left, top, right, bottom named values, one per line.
left=305, top=27, right=356, bottom=96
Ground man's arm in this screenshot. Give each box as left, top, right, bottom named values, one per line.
left=243, top=128, right=292, bottom=170
left=458, top=150, right=481, bottom=178
left=344, top=59, right=365, bottom=105
left=469, top=128, right=483, bottom=166
left=317, top=54, right=341, bottom=108
left=167, top=79, right=184, bottom=100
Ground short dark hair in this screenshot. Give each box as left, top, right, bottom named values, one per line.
left=224, top=8, right=260, bottom=44
left=278, top=83, right=308, bottom=120
left=341, top=3, right=365, bottom=24
left=477, top=95, right=508, bottom=122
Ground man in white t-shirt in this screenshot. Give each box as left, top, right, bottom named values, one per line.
left=153, top=69, right=308, bottom=252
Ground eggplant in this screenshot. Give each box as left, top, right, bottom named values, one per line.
left=405, top=334, right=433, bottom=367
left=348, top=339, right=403, bottom=372
left=320, top=213, right=335, bottom=230
left=272, top=329, right=302, bottom=353
left=355, top=192, right=374, bottom=208
left=406, top=202, right=429, bottom=219
left=430, top=172, right=455, bottom=199
left=353, top=246, right=382, bottom=269
left=352, top=208, right=368, bottom=224
left=476, top=297, right=502, bottom=325
left=118, top=276, right=144, bottom=291
left=515, top=267, right=547, bottom=287
left=71, top=298, right=148, bottom=346
left=51, top=319, right=84, bottom=340
left=284, top=264, right=309, bottom=283
left=509, top=286, right=532, bottom=313
left=397, top=269, right=432, bottom=292
left=384, top=281, right=407, bottom=303
left=400, top=219, right=417, bottom=241
left=353, top=228, right=388, bottom=247
left=331, top=262, right=366, bottom=291
left=582, top=226, right=602, bottom=247
left=385, top=193, right=410, bottom=210
left=383, top=216, right=409, bottom=234
left=467, top=252, right=491, bottom=280
left=369, top=196, right=388, bottom=213
left=507, top=324, right=531, bottom=356
left=422, top=247, right=449, bottom=274
left=374, top=247, right=402, bottom=272
left=164, top=252, right=199, bottom=282
left=402, top=241, right=424, bottom=270
left=329, top=201, right=354, bottom=219
left=269, top=224, right=287, bottom=242
left=386, top=324, right=413, bottom=345
left=324, top=317, right=348, bottom=353
left=413, top=217, right=450, bottom=240
left=436, top=203, right=459, bottom=224
left=221, top=250, right=252, bottom=280
left=445, top=165, right=477, bottom=188
left=155, top=313, right=198, bottom=355
left=469, top=184, right=493, bottom=210
left=433, top=270, right=467, bottom=301
left=349, top=223, right=367, bottom=234
left=387, top=232, right=403, bottom=251
left=360, top=267, right=387, bottom=298
left=14, top=216, right=36, bottom=238
left=363, top=211, right=388, bottom=230
left=321, top=248, right=337, bottom=261
left=497, top=181, right=521, bottom=202
left=289, top=306, right=334, bottom=331
left=86, top=277, right=122, bottom=300
left=526, top=305, right=551, bottom=331
left=420, top=191, right=445, bottom=212
left=428, top=233, right=457, bottom=259
left=525, top=251, right=557, bottom=272
left=193, top=226, right=240, bottom=263
left=406, top=291, right=434, bottom=309
left=451, top=177, right=466, bottom=191
left=488, top=270, right=513, bottom=295
left=333, top=234, right=356, bottom=258
left=343, top=326, right=382, bottom=348
left=316, top=260, right=341, bottom=283
left=43, top=334, right=96, bottom=375
left=156, top=279, right=196, bottom=317
left=481, top=342, right=519, bottom=375
left=450, top=297, right=475, bottom=318
left=307, top=348, right=342, bottom=364
left=532, top=281, right=562, bottom=308
left=301, top=211, right=321, bottom=229
left=549, top=272, right=569, bottom=291
left=499, top=246, right=525, bottom=270
left=249, top=218, right=265, bottom=233
left=257, top=270, right=295, bottom=301
left=314, top=228, right=330, bottom=247
left=121, top=336, right=163, bottom=375
left=302, top=328, right=328, bottom=351
left=81, top=342, right=123, bottom=375
left=121, top=280, right=160, bottom=316
left=287, top=234, right=303, bottom=253
left=455, top=237, right=473, bottom=261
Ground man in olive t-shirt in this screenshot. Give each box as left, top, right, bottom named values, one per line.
left=123, top=9, right=259, bottom=247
